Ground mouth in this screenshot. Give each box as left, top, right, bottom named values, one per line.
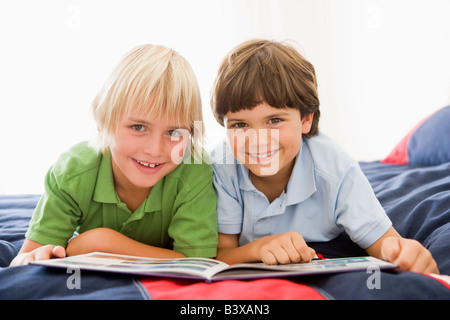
left=135, top=159, right=162, bottom=168
left=249, top=150, right=276, bottom=158
left=247, top=149, right=279, bottom=164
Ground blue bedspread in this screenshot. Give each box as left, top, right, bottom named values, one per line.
left=361, top=161, right=450, bottom=275
left=1, top=162, right=449, bottom=300
left=309, top=161, right=450, bottom=275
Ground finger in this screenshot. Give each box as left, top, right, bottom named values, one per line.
left=407, top=248, right=429, bottom=273
left=392, top=239, right=433, bottom=272
left=22, top=251, right=40, bottom=265
left=260, top=250, right=278, bottom=265
left=10, top=254, right=29, bottom=266
left=390, top=238, right=439, bottom=273
left=260, top=235, right=294, bottom=264
left=280, top=236, right=301, bottom=263
left=422, top=258, right=439, bottom=274
left=305, top=247, right=316, bottom=262
left=290, top=233, right=315, bottom=262
left=381, top=237, right=401, bottom=263
left=393, top=239, right=425, bottom=271
left=421, top=247, right=439, bottom=274
left=33, top=245, right=56, bottom=261
left=52, top=246, right=66, bottom=258
left=268, top=243, right=292, bottom=264
left=407, top=245, right=438, bottom=274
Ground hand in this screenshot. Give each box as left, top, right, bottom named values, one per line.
left=10, top=245, right=66, bottom=267
left=381, top=237, right=439, bottom=274
left=258, top=231, right=316, bottom=265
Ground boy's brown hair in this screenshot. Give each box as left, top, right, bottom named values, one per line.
left=211, top=39, right=320, bottom=138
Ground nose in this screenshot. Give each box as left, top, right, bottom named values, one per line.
left=142, top=133, right=164, bottom=157
left=229, top=127, right=278, bottom=152
left=249, top=128, right=278, bottom=153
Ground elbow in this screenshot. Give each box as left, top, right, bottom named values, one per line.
left=65, top=240, right=80, bottom=256
left=66, top=227, right=112, bottom=256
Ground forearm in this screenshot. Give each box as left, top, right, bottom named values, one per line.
left=18, top=238, right=46, bottom=254
left=216, top=237, right=269, bottom=264
left=365, top=226, right=402, bottom=259
left=66, top=228, right=186, bottom=259
left=216, top=246, right=257, bottom=265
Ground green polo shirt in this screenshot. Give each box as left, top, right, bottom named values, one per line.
left=26, top=141, right=218, bottom=257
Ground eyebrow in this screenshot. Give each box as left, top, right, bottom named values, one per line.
left=127, top=117, right=151, bottom=124
left=226, top=111, right=291, bottom=123
left=127, top=117, right=190, bottom=130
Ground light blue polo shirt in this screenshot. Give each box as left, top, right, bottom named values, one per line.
left=211, top=133, right=392, bottom=249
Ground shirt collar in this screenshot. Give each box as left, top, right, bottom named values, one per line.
left=237, top=139, right=316, bottom=204
left=93, top=150, right=119, bottom=204
left=93, top=150, right=163, bottom=213
left=285, top=140, right=316, bottom=205
left=236, top=165, right=252, bottom=191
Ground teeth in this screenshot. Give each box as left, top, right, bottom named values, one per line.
left=136, top=160, right=160, bottom=168
left=249, top=151, right=276, bottom=158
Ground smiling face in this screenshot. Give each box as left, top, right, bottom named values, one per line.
left=225, top=102, right=313, bottom=180
left=109, top=108, right=190, bottom=194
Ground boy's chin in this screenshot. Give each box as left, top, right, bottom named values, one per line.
left=248, top=165, right=280, bottom=177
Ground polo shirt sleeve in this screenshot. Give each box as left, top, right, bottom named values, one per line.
left=168, top=165, right=218, bottom=258
left=212, top=163, right=244, bottom=235
left=25, top=167, right=82, bottom=247
left=334, top=162, right=392, bottom=249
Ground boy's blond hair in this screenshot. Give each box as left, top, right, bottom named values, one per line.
left=211, top=39, right=320, bottom=138
left=91, top=44, right=204, bottom=154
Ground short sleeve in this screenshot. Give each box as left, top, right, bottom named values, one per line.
left=334, top=162, right=392, bottom=249
left=25, top=168, right=82, bottom=247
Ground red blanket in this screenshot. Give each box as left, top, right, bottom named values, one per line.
left=141, top=278, right=326, bottom=300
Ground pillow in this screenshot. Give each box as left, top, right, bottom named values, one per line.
left=382, top=105, right=450, bottom=166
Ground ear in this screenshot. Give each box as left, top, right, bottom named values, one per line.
left=301, top=113, right=314, bottom=134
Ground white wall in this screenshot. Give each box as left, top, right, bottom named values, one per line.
left=0, top=0, right=449, bottom=194
left=315, top=0, right=450, bottom=161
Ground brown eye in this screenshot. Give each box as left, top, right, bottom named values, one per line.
left=230, top=122, right=247, bottom=128
left=131, top=125, right=145, bottom=132
left=268, top=118, right=282, bottom=124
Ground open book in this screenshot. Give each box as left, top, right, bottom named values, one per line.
left=31, top=252, right=397, bottom=282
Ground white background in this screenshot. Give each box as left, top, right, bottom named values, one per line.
left=1, top=0, right=449, bottom=194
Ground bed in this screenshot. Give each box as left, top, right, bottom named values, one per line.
left=1, top=106, right=449, bottom=300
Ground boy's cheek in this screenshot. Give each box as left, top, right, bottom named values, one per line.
left=229, top=144, right=246, bottom=164
left=169, top=139, right=189, bottom=164
left=227, top=134, right=245, bottom=159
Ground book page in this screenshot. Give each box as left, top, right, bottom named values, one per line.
left=32, top=252, right=229, bottom=280
left=32, top=254, right=396, bottom=282
left=212, top=256, right=396, bottom=281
